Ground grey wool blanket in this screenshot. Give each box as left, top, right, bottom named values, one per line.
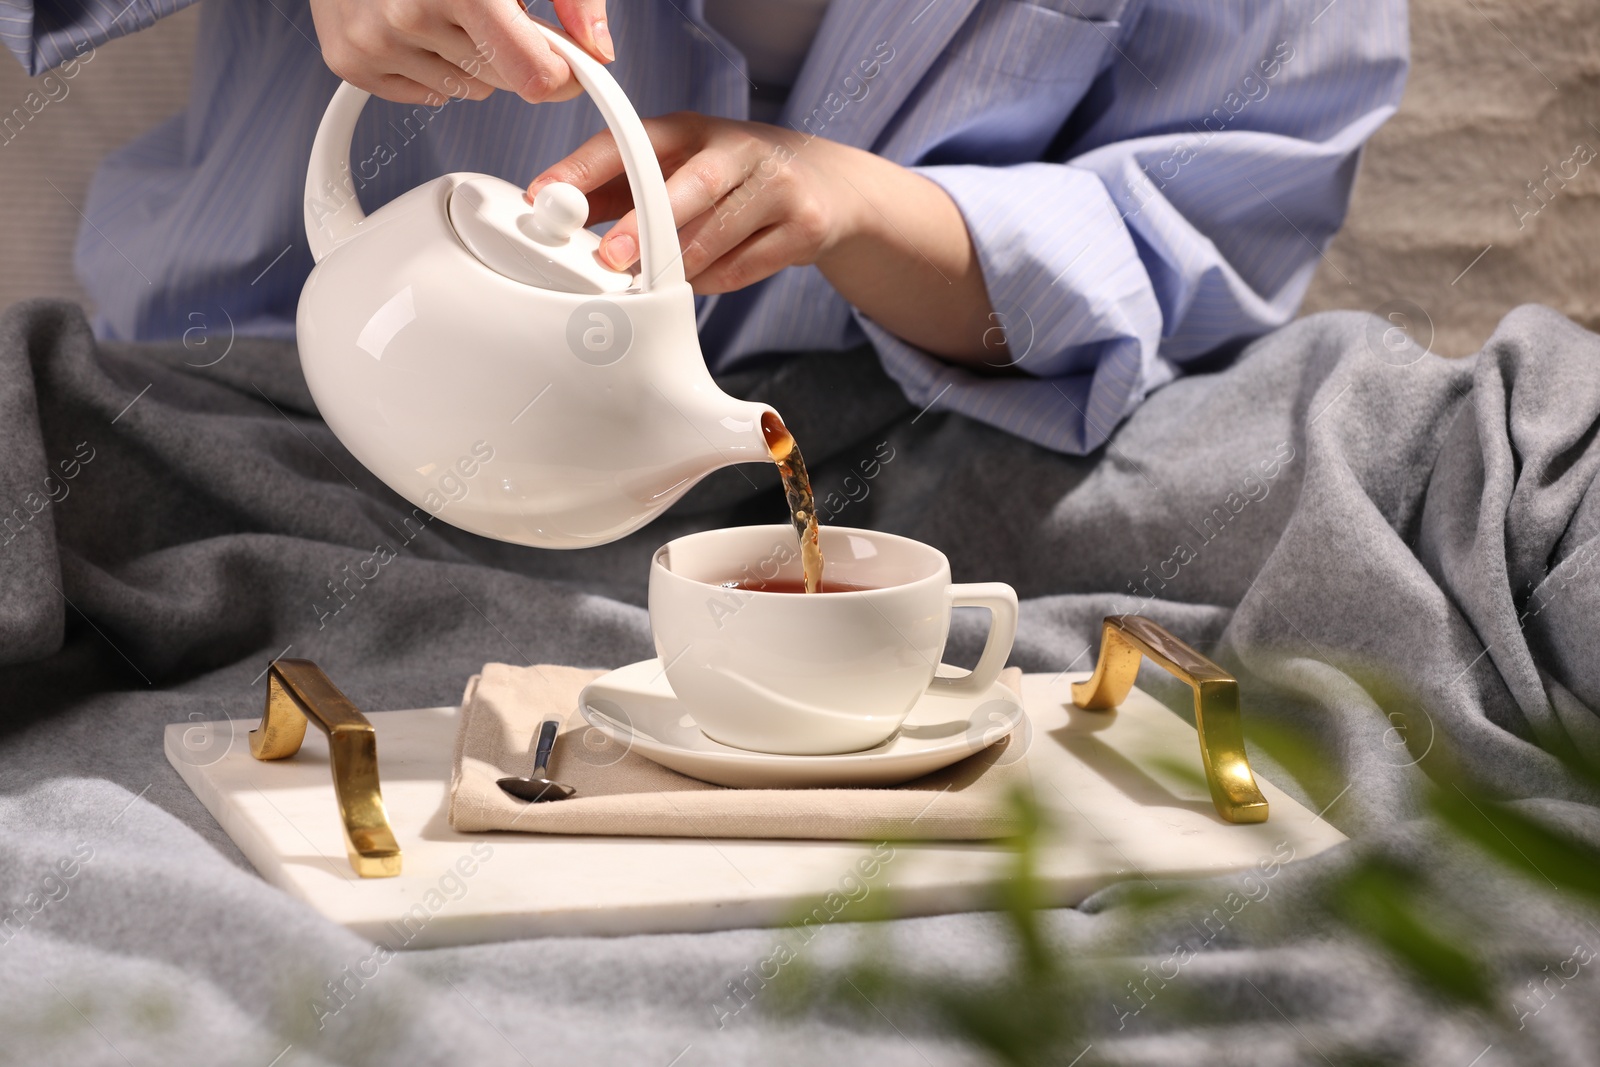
left=3, top=296, right=1600, bottom=1066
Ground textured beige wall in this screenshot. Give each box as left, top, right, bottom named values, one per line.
left=0, top=0, right=1593, bottom=359
left=1302, top=0, right=1600, bottom=356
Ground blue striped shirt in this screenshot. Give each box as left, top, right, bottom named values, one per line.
left=2, top=0, right=1406, bottom=453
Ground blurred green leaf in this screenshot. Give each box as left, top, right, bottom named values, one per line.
left=1109, top=881, right=1197, bottom=913
left=764, top=712, right=1600, bottom=1063
left=1239, top=717, right=1343, bottom=789
left=1146, top=756, right=1208, bottom=792
left=994, top=786, right=1054, bottom=977
left=927, top=980, right=1082, bottom=1067
left=1329, top=858, right=1493, bottom=1008
left=1432, top=786, right=1600, bottom=907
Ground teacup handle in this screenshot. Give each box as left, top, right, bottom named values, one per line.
left=932, top=583, right=1019, bottom=697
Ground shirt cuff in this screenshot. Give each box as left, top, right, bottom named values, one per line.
left=853, top=162, right=1168, bottom=455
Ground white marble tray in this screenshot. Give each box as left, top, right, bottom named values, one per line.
left=164, top=672, right=1346, bottom=948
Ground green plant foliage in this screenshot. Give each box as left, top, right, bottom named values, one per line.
left=1324, top=856, right=1493, bottom=1008
left=769, top=706, right=1600, bottom=1066
left=1431, top=786, right=1600, bottom=906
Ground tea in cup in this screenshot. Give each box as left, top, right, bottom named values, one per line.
left=648, top=525, right=1019, bottom=755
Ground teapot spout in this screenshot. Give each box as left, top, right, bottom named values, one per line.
left=689, top=395, right=782, bottom=468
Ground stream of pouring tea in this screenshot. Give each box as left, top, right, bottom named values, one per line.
left=760, top=412, right=824, bottom=593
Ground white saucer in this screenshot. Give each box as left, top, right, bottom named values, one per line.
left=577, top=659, right=1024, bottom=788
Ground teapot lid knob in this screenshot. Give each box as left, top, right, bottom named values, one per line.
left=447, top=175, right=634, bottom=295
left=528, top=183, right=589, bottom=245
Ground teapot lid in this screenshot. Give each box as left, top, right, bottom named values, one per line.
left=447, top=176, right=636, bottom=295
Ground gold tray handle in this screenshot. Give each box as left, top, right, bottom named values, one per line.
left=250, top=659, right=402, bottom=877
left=1072, top=616, right=1269, bottom=825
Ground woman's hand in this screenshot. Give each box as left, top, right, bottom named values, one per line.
left=308, top=0, right=614, bottom=106
left=529, top=112, right=857, bottom=293
left=528, top=112, right=1006, bottom=364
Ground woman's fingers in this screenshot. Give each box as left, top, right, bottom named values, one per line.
left=529, top=129, right=625, bottom=199
left=600, top=156, right=776, bottom=275
left=447, top=3, right=610, bottom=100
left=598, top=136, right=788, bottom=270
left=433, top=25, right=515, bottom=91
left=672, top=183, right=783, bottom=279
left=361, top=73, right=456, bottom=106
left=551, top=0, right=614, bottom=62
left=524, top=113, right=829, bottom=287
left=531, top=119, right=671, bottom=199
left=597, top=210, right=640, bottom=271
left=457, top=7, right=577, bottom=102
left=577, top=173, right=635, bottom=223
left=530, top=113, right=728, bottom=200
left=311, top=0, right=610, bottom=104
left=688, top=222, right=808, bottom=294
left=398, top=49, right=495, bottom=102
left=532, top=116, right=772, bottom=270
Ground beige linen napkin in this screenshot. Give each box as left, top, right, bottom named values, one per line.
left=447, top=663, right=1030, bottom=840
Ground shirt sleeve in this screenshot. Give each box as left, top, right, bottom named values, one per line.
left=859, top=0, right=1408, bottom=455
left=1, top=0, right=198, bottom=76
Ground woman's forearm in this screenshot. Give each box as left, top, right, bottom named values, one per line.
left=810, top=140, right=1006, bottom=366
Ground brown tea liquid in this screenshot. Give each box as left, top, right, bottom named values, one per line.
left=760, top=412, right=824, bottom=594
left=720, top=577, right=872, bottom=594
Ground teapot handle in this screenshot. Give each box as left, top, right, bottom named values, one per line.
left=303, top=20, right=684, bottom=291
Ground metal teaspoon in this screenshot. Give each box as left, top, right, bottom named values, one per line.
left=497, top=719, right=577, bottom=802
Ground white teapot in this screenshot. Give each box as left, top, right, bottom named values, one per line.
left=296, top=22, right=780, bottom=548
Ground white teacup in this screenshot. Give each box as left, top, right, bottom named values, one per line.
left=648, top=525, right=1019, bottom=755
